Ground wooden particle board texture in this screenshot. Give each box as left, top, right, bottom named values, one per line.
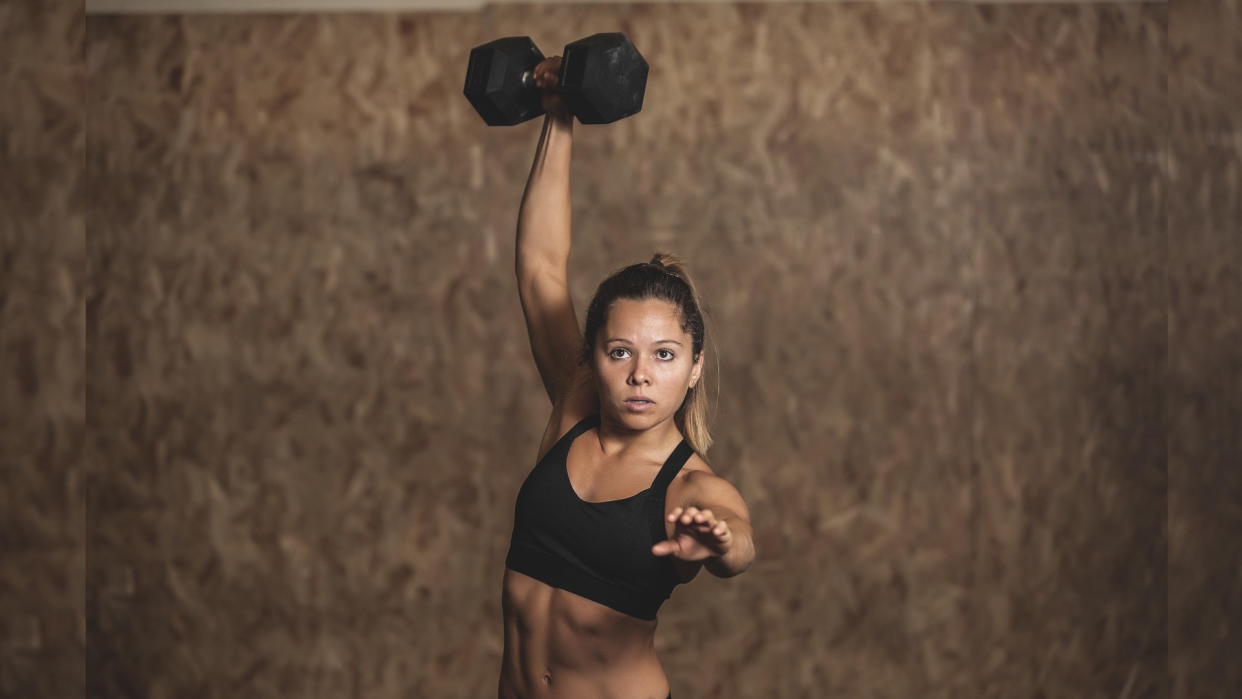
left=1, top=2, right=87, bottom=699
left=1168, top=2, right=1242, bottom=698
left=0, top=0, right=1230, bottom=697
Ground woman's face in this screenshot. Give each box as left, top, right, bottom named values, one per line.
left=593, top=297, right=703, bottom=429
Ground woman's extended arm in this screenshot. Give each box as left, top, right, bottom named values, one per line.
left=653, top=472, right=757, bottom=578
left=514, top=57, right=583, bottom=404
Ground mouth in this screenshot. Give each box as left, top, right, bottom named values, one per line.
left=624, top=398, right=655, bottom=411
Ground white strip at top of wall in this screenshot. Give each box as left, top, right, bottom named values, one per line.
left=87, top=0, right=482, bottom=11
left=86, top=0, right=1162, bottom=14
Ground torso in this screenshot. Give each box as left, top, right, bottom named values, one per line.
left=498, top=400, right=712, bottom=699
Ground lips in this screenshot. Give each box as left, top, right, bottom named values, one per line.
left=625, top=397, right=655, bottom=411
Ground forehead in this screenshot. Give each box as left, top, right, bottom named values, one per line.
left=604, top=298, right=685, bottom=336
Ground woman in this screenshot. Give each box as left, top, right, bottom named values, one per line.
left=498, top=56, right=756, bottom=699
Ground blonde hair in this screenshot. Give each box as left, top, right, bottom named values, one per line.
left=580, top=252, right=717, bottom=456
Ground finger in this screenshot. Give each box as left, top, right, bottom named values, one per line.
left=667, top=507, right=684, bottom=522
left=691, top=515, right=716, bottom=530
left=680, top=507, right=700, bottom=524
left=698, top=519, right=726, bottom=539
left=652, top=539, right=678, bottom=557
left=697, top=509, right=715, bottom=525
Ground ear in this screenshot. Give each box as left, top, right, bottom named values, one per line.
left=690, top=352, right=704, bottom=388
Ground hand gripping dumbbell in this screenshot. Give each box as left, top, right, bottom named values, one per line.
left=463, top=33, right=648, bottom=126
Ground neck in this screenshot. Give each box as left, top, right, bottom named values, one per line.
left=593, top=412, right=683, bottom=460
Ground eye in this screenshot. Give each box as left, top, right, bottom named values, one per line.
left=656, top=349, right=675, bottom=360
left=608, top=348, right=630, bottom=360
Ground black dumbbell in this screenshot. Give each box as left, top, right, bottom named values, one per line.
left=463, top=33, right=648, bottom=126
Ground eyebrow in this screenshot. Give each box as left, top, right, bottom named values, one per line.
left=605, top=338, right=683, bottom=346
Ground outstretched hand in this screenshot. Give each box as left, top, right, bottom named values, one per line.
left=651, top=506, right=733, bottom=562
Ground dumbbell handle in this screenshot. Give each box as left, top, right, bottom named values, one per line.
left=519, top=70, right=563, bottom=92
left=520, top=70, right=574, bottom=99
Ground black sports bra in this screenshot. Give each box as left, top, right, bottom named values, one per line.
left=505, top=414, right=694, bottom=620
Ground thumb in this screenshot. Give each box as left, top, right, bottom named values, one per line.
left=652, top=539, right=679, bottom=557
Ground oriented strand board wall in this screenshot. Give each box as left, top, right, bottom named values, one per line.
left=49, top=3, right=1229, bottom=699
left=0, top=3, right=86, bottom=699
left=1168, top=1, right=1242, bottom=697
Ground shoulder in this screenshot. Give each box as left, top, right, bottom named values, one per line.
left=557, top=363, right=599, bottom=426
left=534, top=364, right=599, bottom=462
left=669, top=453, right=750, bottom=519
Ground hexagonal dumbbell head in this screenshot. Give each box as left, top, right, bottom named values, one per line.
left=463, top=36, right=546, bottom=126
left=559, top=33, right=649, bottom=125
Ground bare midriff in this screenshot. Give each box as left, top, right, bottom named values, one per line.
left=498, top=567, right=670, bottom=699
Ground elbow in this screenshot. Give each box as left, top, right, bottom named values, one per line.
left=730, top=550, right=757, bottom=578
left=515, top=255, right=567, bottom=285
left=708, top=540, right=756, bottom=579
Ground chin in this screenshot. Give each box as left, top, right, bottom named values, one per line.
left=619, top=408, right=663, bottom=424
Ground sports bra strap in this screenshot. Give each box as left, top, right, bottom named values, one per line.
left=541, top=414, right=600, bottom=464
left=568, top=413, right=601, bottom=440
left=646, top=439, right=694, bottom=546
left=653, top=441, right=694, bottom=492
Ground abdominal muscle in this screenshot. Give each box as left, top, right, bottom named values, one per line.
left=498, top=568, right=670, bottom=699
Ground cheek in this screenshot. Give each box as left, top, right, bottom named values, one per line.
left=665, top=365, right=694, bottom=389
left=597, top=366, right=623, bottom=387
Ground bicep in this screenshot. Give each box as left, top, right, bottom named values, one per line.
left=688, top=471, right=751, bottom=524
left=517, top=264, right=584, bottom=404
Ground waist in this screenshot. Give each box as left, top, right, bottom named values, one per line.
left=501, top=567, right=666, bottom=696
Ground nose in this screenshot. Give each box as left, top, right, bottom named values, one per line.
left=628, top=357, right=651, bottom=385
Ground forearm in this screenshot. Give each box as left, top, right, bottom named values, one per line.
left=704, top=514, right=755, bottom=578
left=515, top=112, right=574, bottom=275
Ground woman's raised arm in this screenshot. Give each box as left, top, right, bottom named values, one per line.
left=514, top=57, right=582, bottom=405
